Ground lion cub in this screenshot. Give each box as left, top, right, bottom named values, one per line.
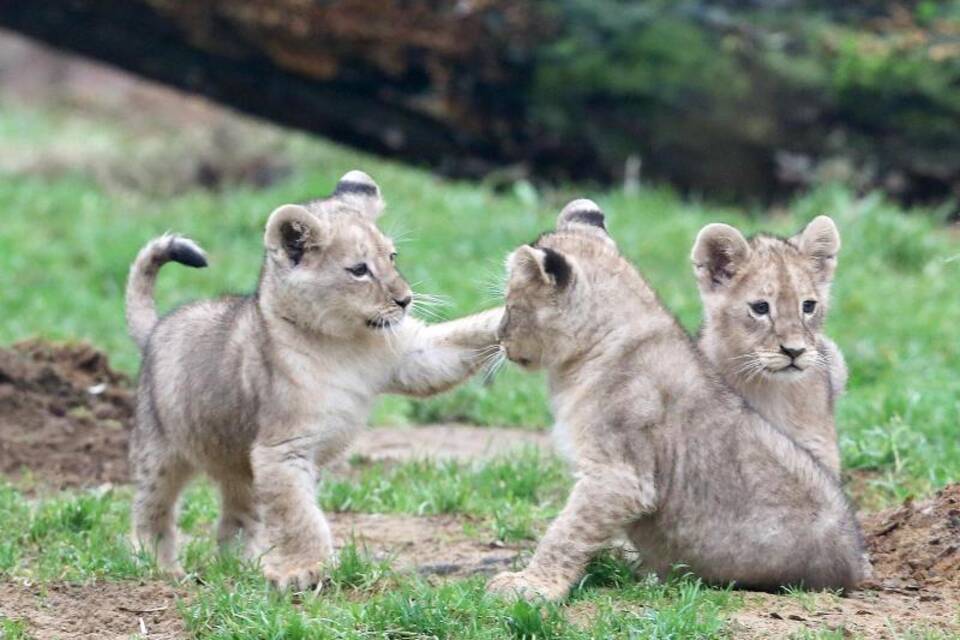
left=126, top=171, right=502, bottom=589
left=486, top=200, right=864, bottom=601
left=692, top=217, right=846, bottom=475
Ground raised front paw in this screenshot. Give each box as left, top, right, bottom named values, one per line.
left=263, top=558, right=328, bottom=592
left=486, top=570, right=567, bottom=602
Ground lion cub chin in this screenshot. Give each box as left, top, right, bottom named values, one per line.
left=487, top=200, right=864, bottom=602
left=692, top=217, right=846, bottom=476
left=125, top=170, right=502, bottom=590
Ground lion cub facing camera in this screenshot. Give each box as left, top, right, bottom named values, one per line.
left=692, top=217, right=846, bottom=475
left=126, top=171, right=502, bottom=589
left=486, top=200, right=864, bottom=602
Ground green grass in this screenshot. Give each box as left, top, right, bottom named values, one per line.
left=1, top=97, right=959, bottom=638
left=322, top=449, right=569, bottom=541
left=0, top=458, right=734, bottom=639
left=2, top=98, right=958, bottom=501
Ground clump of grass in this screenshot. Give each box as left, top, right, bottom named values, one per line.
left=328, top=540, right=393, bottom=593
left=573, top=550, right=638, bottom=594
left=503, top=599, right=572, bottom=639
left=321, top=448, right=569, bottom=541
left=0, top=618, right=31, bottom=640
left=1, top=485, right=147, bottom=581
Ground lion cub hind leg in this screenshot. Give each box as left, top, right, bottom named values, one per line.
left=487, top=466, right=655, bottom=602
left=251, top=441, right=334, bottom=591
left=131, top=447, right=195, bottom=577
left=215, top=474, right=263, bottom=561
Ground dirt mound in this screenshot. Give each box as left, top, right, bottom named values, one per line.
left=0, top=340, right=134, bottom=489
left=0, top=580, right=185, bottom=640
left=863, top=483, right=960, bottom=592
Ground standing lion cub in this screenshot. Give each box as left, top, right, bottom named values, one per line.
left=692, top=217, right=846, bottom=475
left=126, top=171, right=502, bottom=589
left=486, top=200, right=864, bottom=601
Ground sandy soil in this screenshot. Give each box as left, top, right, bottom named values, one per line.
left=351, top=425, right=549, bottom=463
left=731, top=588, right=956, bottom=639
left=0, top=580, right=186, bottom=640
left=331, top=513, right=528, bottom=578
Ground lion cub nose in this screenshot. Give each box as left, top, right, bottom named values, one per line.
left=394, top=295, right=412, bottom=309
left=780, top=345, right=806, bottom=360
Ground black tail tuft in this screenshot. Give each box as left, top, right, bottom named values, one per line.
left=169, top=238, right=208, bottom=268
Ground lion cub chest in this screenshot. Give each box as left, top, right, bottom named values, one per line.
left=265, top=341, right=399, bottom=452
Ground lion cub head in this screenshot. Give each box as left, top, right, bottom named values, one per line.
left=261, top=170, right=412, bottom=337
left=691, top=216, right=841, bottom=381
left=500, top=199, right=627, bottom=369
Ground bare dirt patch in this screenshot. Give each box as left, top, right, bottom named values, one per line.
left=863, top=483, right=960, bottom=592
left=0, top=580, right=186, bottom=640
left=351, top=425, right=549, bottom=464
left=0, top=340, right=133, bottom=490
left=731, top=589, right=956, bottom=639
left=331, top=513, right=528, bottom=578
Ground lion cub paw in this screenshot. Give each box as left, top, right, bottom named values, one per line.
left=486, top=571, right=566, bottom=602
left=263, top=561, right=328, bottom=592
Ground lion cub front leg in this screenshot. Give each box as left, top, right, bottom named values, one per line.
left=487, top=466, right=654, bottom=602
left=251, top=440, right=334, bottom=591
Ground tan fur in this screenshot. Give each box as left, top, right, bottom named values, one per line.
left=692, top=216, right=845, bottom=475
left=125, top=170, right=502, bottom=589
left=486, top=201, right=864, bottom=602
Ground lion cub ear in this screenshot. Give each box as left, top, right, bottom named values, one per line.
left=796, top=215, right=840, bottom=284
left=264, top=204, right=328, bottom=266
left=556, top=198, right=611, bottom=241
left=691, top=223, right=751, bottom=290
left=332, top=169, right=386, bottom=220
left=509, top=245, right=573, bottom=289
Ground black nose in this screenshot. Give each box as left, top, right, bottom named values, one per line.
left=394, top=295, right=412, bottom=309
left=780, top=345, right=806, bottom=360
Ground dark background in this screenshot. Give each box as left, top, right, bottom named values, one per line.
left=3, top=0, right=959, bottom=211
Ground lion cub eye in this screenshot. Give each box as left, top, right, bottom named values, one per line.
left=749, top=301, right=770, bottom=316
left=346, top=263, right=369, bottom=277
left=389, top=252, right=397, bottom=263
left=802, top=300, right=817, bottom=314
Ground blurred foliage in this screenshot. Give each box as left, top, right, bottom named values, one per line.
left=4, top=0, right=958, bottom=206
left=529, top=0, right=960, bottom=206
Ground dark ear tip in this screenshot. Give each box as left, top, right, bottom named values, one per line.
left=560, top=198, right=601, bottom=215
left=541, top=246, right=572, bottom=288
left=334, top=170, right=380, bottom=197
left=558, top=198, right=606, bottom=231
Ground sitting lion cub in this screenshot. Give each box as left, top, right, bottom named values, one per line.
left=486, top=200, right=864, bottom=601
left=692, top=217, right=846, bottom=475
left=126, top=171, right=502, bottom=589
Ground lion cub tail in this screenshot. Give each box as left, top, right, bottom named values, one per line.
left=125, top=234, right=207, bottom=351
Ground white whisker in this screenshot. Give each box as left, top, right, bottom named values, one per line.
left=411, top=301, right=445, bottom=322
left=480, top=346, right=507, bottom=386
left=412, top=292, right=452, bottom=308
